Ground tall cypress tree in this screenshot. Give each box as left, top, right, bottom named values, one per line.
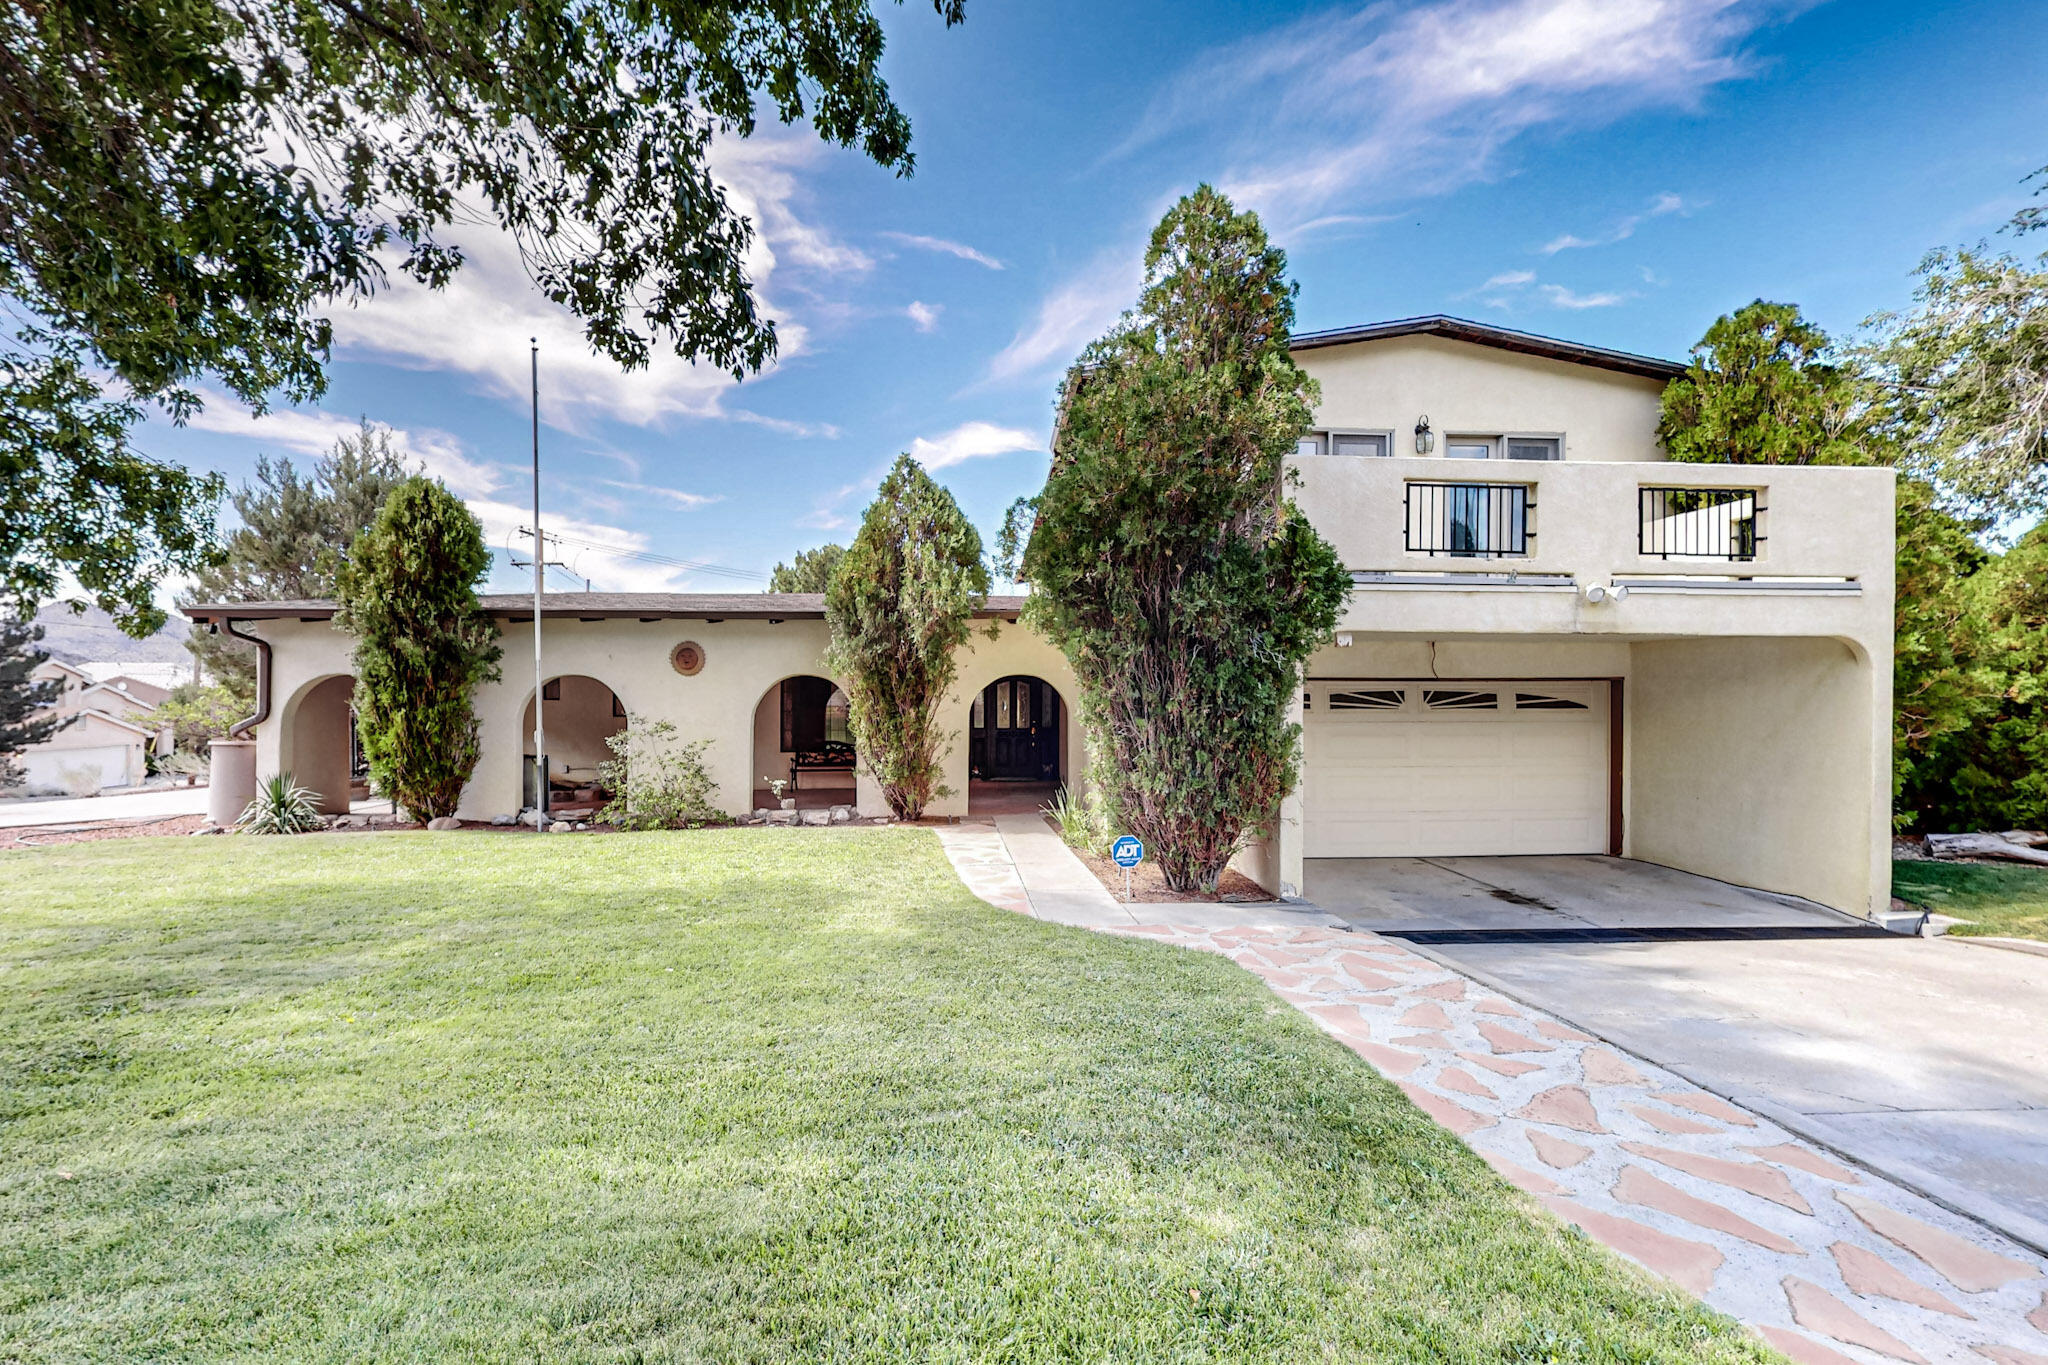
left=1011, top=186, right=1349, bottom=893
left=0, top=619, right=64, bottom=789
left=824, top=457, right=987, bottom=820
left=334, top=478, right=500, bottom=822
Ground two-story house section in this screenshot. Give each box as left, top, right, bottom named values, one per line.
left=1267, top=315, right=1895, bottom=922
left=183, top=315, right=1897, bottom=923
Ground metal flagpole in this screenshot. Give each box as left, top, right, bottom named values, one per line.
left=531, top=337, right=548, bottom=831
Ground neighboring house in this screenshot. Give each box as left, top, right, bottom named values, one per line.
left=184, top=315, right=1895, bottom=920
left=15, top=658, right=154, bottom=793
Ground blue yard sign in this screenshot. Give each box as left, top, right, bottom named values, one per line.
left=1111, top=836, right=1144, bottom=868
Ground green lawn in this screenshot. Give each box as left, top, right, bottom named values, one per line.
left=0, top=829, right=1764, bottom=1363
left=1893, top=857, right=2048, bottom=941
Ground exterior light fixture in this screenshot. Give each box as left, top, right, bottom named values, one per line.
left=1335, top=631, right=1354, bottom=647
left=1414, top=415, right=1434, bottom=454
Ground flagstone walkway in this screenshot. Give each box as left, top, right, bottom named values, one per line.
left=931, top=821, right=2048, bottom=1364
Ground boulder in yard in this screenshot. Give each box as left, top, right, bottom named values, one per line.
left=490, top=813, right=517, bottom=826
left=829, top=805, right=853, bottom=824
left=427, top=816, right=462, bottom=832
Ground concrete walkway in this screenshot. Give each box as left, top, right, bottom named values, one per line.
left=0, top=785, right=208, bottom=827
left=931, top=825, right=2048, bottom=1364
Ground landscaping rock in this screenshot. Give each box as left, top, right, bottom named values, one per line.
left=799, top=809, right=831, bottom=826
left=753, top=808, right=773, bottom=820
left=574, top=822, right=591, bottom=832
left=766, top=810, right=798, bottom=826
left=189, top=824, right=224, bottom=836
left=829, top=805, right=853, bottom=823
left=490, top=813, right=517, bottom=826
left=427, top=816, right=462, bottom=831
left=548, top=820, right=576, bottom=834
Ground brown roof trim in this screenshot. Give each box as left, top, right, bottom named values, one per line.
left=183, top=592, right=1030, bottom=624
left=1288, top=314, right=1685, bottom=381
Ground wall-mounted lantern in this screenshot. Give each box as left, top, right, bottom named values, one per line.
left=1414, top=415, right=1435, bottom=454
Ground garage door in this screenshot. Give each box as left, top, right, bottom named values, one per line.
left=1303, top=681, right=1610, bottom=857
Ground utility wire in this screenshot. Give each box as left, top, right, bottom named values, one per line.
left=517, top=527, right=765, bottom=583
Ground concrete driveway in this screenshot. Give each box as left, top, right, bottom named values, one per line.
left=1306, top=855, right=2048, bottom=1252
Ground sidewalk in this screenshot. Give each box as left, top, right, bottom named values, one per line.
left=930, top=820, right=2048, bottom=1364
left=0, top=785, right=209, bottom=828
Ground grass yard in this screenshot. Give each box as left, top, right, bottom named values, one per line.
left=0, top=829, right=1766, bottom=1363
left=1893, top=857, right=2048, bottom=941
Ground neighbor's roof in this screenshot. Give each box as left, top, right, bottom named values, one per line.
left=1288, top=314, right=1686, bottom=381
left=183, top=592, right=1031, bottom=623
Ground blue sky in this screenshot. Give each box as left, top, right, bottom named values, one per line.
left=142, top=0, right=2048, bottom=597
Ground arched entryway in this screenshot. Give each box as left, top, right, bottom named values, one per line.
left=968, top=675, right=1064, bottom=815
left=522, top=675, right=627, bottom=813
left=752, top=675, right=855, bottom=810
left=283, top=673, right=361, bottom=815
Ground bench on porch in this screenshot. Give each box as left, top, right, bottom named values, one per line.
left=790, top=742, right=856, bottom=790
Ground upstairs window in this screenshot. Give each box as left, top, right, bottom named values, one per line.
left=1506, top=438, right=1561, bottom=461
left=1296, top=430, right=1391, bottom=457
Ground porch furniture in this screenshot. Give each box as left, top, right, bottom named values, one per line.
left=789, top=741, right=856, bottom=790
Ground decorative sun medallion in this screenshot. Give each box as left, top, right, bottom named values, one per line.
left=670, top=640, right=705, bottom=677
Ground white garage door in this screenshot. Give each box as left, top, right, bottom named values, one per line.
left=1303, top=681, right=1610, bottom=858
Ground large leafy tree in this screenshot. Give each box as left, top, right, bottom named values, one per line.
left=1890, top=478, right=1999, bottom=829
left=1011, top=186, right=1350, bottom=893
left=824, top=456, right=986, bottom=820
left=768, top=543, right=847, bottom=593
left=1658, top=301, right=1874, bottom=466
left=0, top=619, right=64, bottom=788
left=334, top=477, right=500, bottom=821
left=1869, top=250, right=2048, bottom=518
left=2, top=0, right=964, bottom=633
left=180, top=420, right=411, bottom=701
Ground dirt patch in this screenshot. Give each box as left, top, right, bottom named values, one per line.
left=1064, top=834, right=1272, bottom=903
left=0, top=815, right=210, bottom=849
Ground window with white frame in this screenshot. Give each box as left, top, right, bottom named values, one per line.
left=1446, top=435, right=1563, bottom=460
left=1296, top=429, right=1392, bottom=457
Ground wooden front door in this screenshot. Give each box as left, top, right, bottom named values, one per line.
left=975, top=676, right=1059, bottom=780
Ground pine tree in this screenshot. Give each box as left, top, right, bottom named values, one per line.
left=335, top=478, right=501, bottom=821
left=768, top=543, right=847, bottom=593
left=181, top=420, right=412, bottom=701
left=0, top=619, right=63, bottom=789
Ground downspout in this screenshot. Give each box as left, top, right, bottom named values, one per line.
left=222, top=618, right=271, bottom=738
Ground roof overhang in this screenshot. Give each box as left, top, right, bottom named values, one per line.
left=1288, top=314, right=1685, bottom=382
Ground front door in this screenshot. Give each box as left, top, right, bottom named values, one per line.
left=976, top=676, right=1059, bottom=780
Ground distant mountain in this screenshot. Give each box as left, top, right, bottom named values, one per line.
left=30, top=602, right=196, bottom=670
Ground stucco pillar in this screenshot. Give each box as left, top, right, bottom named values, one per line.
left=208, top=740, right=257, bottom=826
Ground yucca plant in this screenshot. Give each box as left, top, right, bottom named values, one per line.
left=239, top=773, right=326, bottom=835
left=1044, top=785, right=1112, bottom=857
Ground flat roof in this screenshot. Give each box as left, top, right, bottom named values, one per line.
left=1288, top=314, right=1685, bottom=381
left=182, top=592, right=1031, bottom=623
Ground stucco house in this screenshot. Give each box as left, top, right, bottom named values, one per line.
left=185, top=315, right=1895, bottom=920
left=16, top=658, right=158, bottom=793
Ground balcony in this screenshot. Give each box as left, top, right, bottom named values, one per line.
left=1287, top=455, right=1895, bottom=637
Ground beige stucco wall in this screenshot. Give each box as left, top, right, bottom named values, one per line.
left=1294, top=334, right=1668, bottom=461
left=246, top=612, right=1086, bottom=823
left=1628, top=637, right=1889, bottom=917
left=294, top=674, right=355, bottom=815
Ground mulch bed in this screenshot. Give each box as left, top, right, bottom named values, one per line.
left=1066, top=833, right=1273, bottom=903
left=0, top=815, right=211, bottom=849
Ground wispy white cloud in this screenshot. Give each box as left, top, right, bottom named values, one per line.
left=1540, top=190, right=1692, bottom=253
left=907, top=421, right=1044, bottom=471
left=883, top=231, right=1004, bottom=270
left=468, top=499, right=717, bottom=592
left=1462, top=271, right=1632, bottom=311
left=984, top=250, right=1138, bottom=386
left=1539, top=283, right=1630, bottom=309
left=599, top=479, right=725, bottom=510
left=906, top=300, right=943, bottom=332
left=1119, top=0, right=1793, bottom=233
left=995, top=1, right=1784, bottom=391
left=326, top=133, right=866, bottom=431
left=179, top=396, right=507, bottom=498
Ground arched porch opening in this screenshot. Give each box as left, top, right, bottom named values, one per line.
left=751, top=675, right=854, bottom=810
left=284, top=673, right=361, bottom=816
left=521, top=675, right=627, bottom=813
left=967, top=674, right=1065, bottom=815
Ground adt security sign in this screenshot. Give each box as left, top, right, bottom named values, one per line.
left=1110, top=835, right=1144, bottom=902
